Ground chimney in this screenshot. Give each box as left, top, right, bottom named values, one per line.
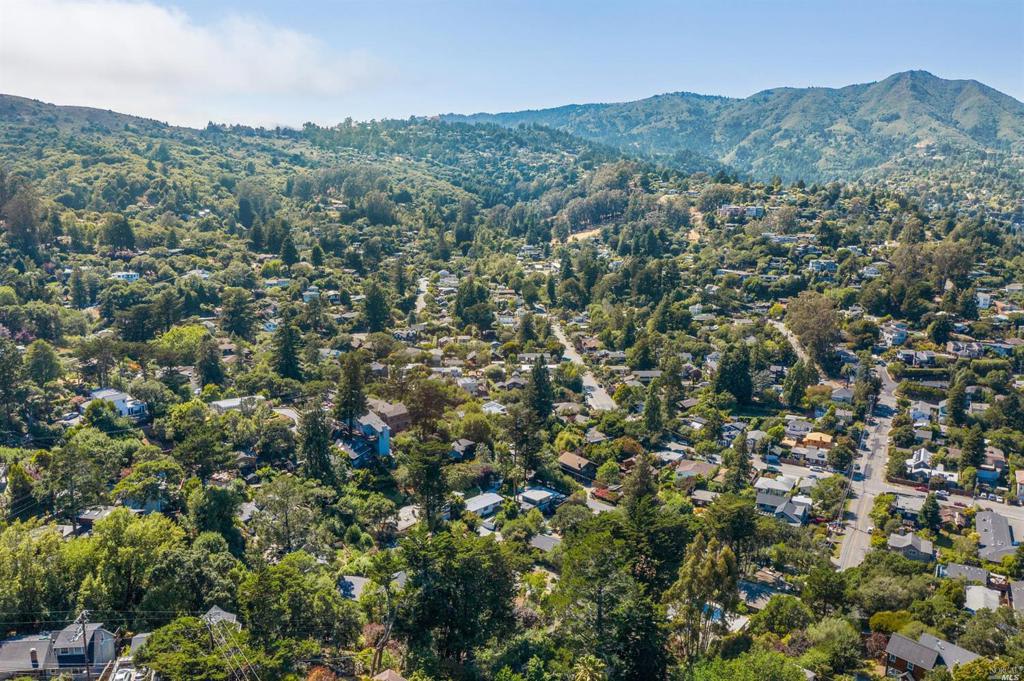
left=29, top=647, right=38, bottom=668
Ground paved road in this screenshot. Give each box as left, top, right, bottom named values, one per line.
left=836, top=364, right=898, bottom=570
left=769, top=319, right=814, bottom=369
left=415, top=277, right=429, bottom=315
left=552, top=321, right=616, bottom=411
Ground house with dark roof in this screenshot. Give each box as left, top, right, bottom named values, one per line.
left=884, top=632, right=979, bottom=680
left=887, top=533, right=934, bottom=562
left=558, top=452, right=597, bottom=481
left=936, top=563, right=989, bottom=584
left=52, top=622, right=116, bottom=668
left=977, top=510, right=1015, bottom=563
left=0, top=635, right=58, bottom=679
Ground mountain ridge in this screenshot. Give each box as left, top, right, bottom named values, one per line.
left=443, top=70, right=1024, bottom=181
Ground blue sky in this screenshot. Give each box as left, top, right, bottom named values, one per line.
left=1, top=0, right=1021, bottom=127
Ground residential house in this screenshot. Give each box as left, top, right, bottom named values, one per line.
left=946, top=340, right=983, bottom=359
left=482, top=400, right=508, bottom=416
left=366, top=397, right=411, bottom=433
left=558, top=452, right=597, bottom=482
left=449, top=438, right=476, bottom=461
left=937, top=563, right=989, bottom=584
left=465, top=492, right=503, bottom=518
left=675, top=459, right=718, bottom=481
left=977, top=510, right=1016, bottom=563
left=965, top=585, right=1001, bottom=613
left=784, top=418, right=813, bottom=440
left=209, top=395, right=266, bottom=414
left=978, top=445, right=1007, bottom=485
left=884, top=633, right=979, bottom=681
left=52, top=623, right=116, bottom=668
left=754, top=476, right=796, bottom=514
left=904, top=448, right=958, bottom=484
left=83, top=388, right=148, bottom=421
left=0, top=634, right=58, bottom=678
left=881, top=322, right=909, bottom=347
left=887, top=533, right=934, bottom=562
left=520, top=487, right=562, bottom=514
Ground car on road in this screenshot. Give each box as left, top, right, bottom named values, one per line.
left=935, top=490, right=949, bottom=500
left=114, top=670, right=133, bottom=681
left=809, top=465, right=824, bottom=473
left=914, top=485, right=929, bottom=493
left=997, top=496, right=1005, bottom=504
left=954, top=501, right=967, bottom=508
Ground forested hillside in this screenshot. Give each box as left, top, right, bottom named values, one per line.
left=446, top=71, right=1024, bottom=182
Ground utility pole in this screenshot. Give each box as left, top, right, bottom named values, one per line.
left=74, top=609, right=93, bottom=681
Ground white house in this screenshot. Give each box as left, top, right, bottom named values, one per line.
left=110, top=271, right=140, bottom=282
left=84, top=388, right=147, bottom=421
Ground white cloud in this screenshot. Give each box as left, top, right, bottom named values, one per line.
left=0, top=0, right=385, bottom=126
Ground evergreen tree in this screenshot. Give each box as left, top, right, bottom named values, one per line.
left=920, top=493, right=941, bottom=531
left=783, top=360, right=817, bottom=407
left=363, top=281, right=390, bottom=332
left=621, top=453, right=658, bottom=519
left=310, top=243, right=325, bottom=268
left=947, top=380, right=967, bottom=426
left=334, top=353, right=367, bottom=429
left=279, top=233, right=299, bottom=266
left=24, top=339, right=62, bottom=385
left=961, top=424, right=985, bottom=469
left=643, top=383, right=663, bottom=438
left=713, top=343, right=752, bottom=404
left=526, top=356, right=554, bottom=420
left=300, top=400, right=336, bottom=487
left=271, top=318, right=303, bottom=380
left=404, top=441, right=448, bottom=530
left=101, top=213, right=135, bottom=250
left=723, top=431, right=751, bottom=491
left=69, top=267, right=89, bottom=308
left=195, top=338, right=224, bottom=386
left=221, top=287, right=255, bottom=340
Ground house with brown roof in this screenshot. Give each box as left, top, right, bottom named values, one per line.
left=558, top=452, right=597, bottom=482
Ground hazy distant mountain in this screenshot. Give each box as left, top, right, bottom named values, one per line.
left=445, top=71, right=1024, bottom=181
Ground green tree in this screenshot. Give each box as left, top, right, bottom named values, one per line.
left=195, top=338, right=224, bottom=386
left=0, top=337, right=25, bottom=429
left=363, top=281, right=391, bottom=332
left=747, top=595, right=814, bottom=637
left=271, top=317, right=303, bottom=380
left=334, top=353, right=367, bottom=429
left=786, top=291, right=839, bottom=365
left=920, top=493, right=941, bottom=531
left=69, top=266, right=90, bottom=308
left=782, top=360, right=817, bottom=407
left=279, top=232, right=299, bottom=265
left=643, top=383, right=663, bottom=438
left=663, top=533, right=738, bottom=661
left=220, top=287, right=255, bottom=339
left=946, top=380, right=967, bottom=426
left=300, top=399, right=336, bottom=487
left=961, top=425, right=985, bottom=469
left=23, top=339, right=62, bottom=385
left=398, top=529, right=517, bottom=666
left=101, top=213, right=136, bottom=250
left=251, top=474, right=333, bottom=557
left=403, top=441, right=448, bottom=530
left=723, top=431, right=752, bottom=491
left=714, top=343, right=752, bottom=404
left=526, top=356, right=554, bottom=420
